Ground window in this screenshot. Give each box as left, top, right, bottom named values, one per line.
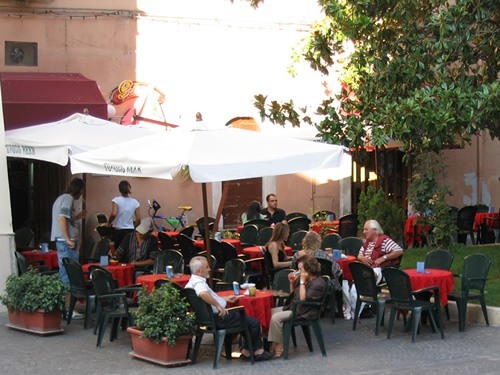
left=5, top=41, right=38, bottom=66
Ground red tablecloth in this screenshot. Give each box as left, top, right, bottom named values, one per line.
left=136, top=273, right=190, bottom=292
left=21, top=250, right=59, bottom=270
left=236, top=225, right=244, bottom=234
left=335, top=255, right=356, bottom=280
left=311, top=221, right=339, bottom=236
left=194, top=239, right=243, bottom=254
left=82, top=262, right=135, bottom=288
left=404, top=216, right=433, bottom=248
left=404, top=268, right=455, bottom=305
left=474, top=212, right=499, bottom=231
left=218, top=289, right=274, bottom=334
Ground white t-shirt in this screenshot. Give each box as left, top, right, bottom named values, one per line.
left=185, top=274, right=226, bottom=313
left=111, top=196, right=140, bottom=229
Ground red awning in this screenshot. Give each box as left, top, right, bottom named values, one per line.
left=1, top=72, right=107, bottom=130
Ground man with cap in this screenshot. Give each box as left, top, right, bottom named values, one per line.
left=112, top=217, right=156, bottom=267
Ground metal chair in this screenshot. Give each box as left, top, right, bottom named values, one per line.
left=447, top=253, right=491, bottom=331
left=184, top=288, right=255, bottom=368
left=239, top=224, right=258, bottom=248
left=287, top=230, right=308, bottom=251
left=244, top=219, right=271, bottom=230
left=214, top=258, right=246, bottom=291
left=179, top=224, right=197, bottom=239
left=321, top=233, right=341, bottom=250
left=158, top=231, right=176, bottom=251
left=338, top=237, right=364, bottom=257
left=285, top=212, right=308, bottom=221
left=382, top=267, right=444, bottom=343
left=287, top=217, right=311, bottom=235
left=256, top=227, right=273, bottom=246
left=14, top=227, right=34, bottom=251
left=349, top=261, right=391, bottom=335
left=153, top=249, right=184, bottom=274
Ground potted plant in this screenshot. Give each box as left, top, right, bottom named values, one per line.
left=127, top=282, right=195, bottom=366
left=0, top=269, right=66, bottom=335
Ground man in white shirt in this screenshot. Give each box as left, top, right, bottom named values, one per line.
left=186, top=256, right=273, bottom=361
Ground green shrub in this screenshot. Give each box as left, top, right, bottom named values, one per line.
left=357, top=186, right=405, bottom=244
left=0, top=270, right=66, bottom=313
left=133, top=282, right=194, bottom=346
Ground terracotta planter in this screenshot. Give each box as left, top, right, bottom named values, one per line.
left=7, top=309, right=63, bottom=335
left=127, top=327, right=192, bottom=367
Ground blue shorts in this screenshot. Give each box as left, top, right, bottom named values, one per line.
left=56, top=240, right=80, bottom=288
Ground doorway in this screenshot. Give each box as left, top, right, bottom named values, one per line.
left=221, top=178, right=262, bottom=228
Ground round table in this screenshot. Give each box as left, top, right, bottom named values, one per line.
left=136, top=273, right=190, bottom=292
left=335, top=255, right=356, bottom=280
left=21, top=250, right=59, bottom=270
left=82, top=262, right=135, bottom=288
left=404, top=268, right=455, bottom=305
left=218, top=289, right=274, bottom=334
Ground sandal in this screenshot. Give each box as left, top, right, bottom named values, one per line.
left=272, top=351, right=283, bottom=360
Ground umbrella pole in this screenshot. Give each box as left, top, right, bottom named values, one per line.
left=214, top=183, right=230, bottom=231
left=202, top=183, right=214, bottom=288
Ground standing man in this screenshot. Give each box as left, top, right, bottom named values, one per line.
left=186, top=256, right=273, bottom=361
left=261, top=194, right=286, bottom=225
left=51, top=177, right=86, bottom=318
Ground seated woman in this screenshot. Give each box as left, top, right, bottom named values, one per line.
left=268, top=255, right=326, bottom=358
left=241, top=200, right=266, bottom=224
left=292, top=231, right=342, bottom=279
left=265, top=222, right=292, bottom=270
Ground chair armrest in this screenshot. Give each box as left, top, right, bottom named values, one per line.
left=413, top=285, right=441, bottom=305
left=98, top=292, right=128, bottom=305
left=116, top=284, right=143, bottom=293
left=244, top=257, right=264, bottom=264
left=226, top=306, right=245, bottom=314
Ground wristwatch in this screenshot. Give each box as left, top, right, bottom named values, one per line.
left=300, top=281, right=305, bottom=285
left=383, top=255, right=388, bottom=260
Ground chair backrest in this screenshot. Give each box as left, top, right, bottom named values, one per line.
left=256, top=227, right=273, bottom=246
left=196, top=217, right=215, bottom=237
left=317, top=258, right=334, bottom=278
left=62, top=258, right=87, bottom=294
left=349, top=261, right=379, bottom=298
left=321, top=233, right=341, bottom=250
left=272, top=268, right=294, bottom=292
left=95, top=238, right=111, bottom=258
left=338, top=213, right=359, bottom=238
left=95, top=213, right=108, bottom=225
left=158, top=232, right=176, bottom=251
left=239, top=224, right=258, bottom=247
left=285, top=212, right=308, bottom=221
left=288, top=230, right=308, bottom=251
left=338, top=237, right=364, bottom=256
left=244, top=219, right=271, bottom=230
left=424, top=249, right=454, bottom=270
left=154, top=250, right=184, bottom=274
left=457, top=206, right=477, bottom=231
left=220, top=241, right=239, bottom=262
left=179, top=224, right=196, bottom=239
left=154, top=279, right=184, bottom=293
left=221, top=258, right=246, bottom=284
left=14, top=227, right=34, bottom=249
left=312, top=210, right=336, bottom=221
left=82, top=235, right=96, bottom=262
left=382, top=267, right=414, bottom=304
left=90, top=267, right=115, bottom=296
left=184, top=288, right=216, bottom=329
left=288, top=217, right=311, bottom=235
left=475, top=204, right=489, bottom=213
left=177, top=233, right=196, bottom=264
left=209, top=239, right=226, bottom=270
left=14, top=251, right=29, bottom=274
left=461, top=253, right=491, bottom=292
left=448, top=206, right=459, bottom=221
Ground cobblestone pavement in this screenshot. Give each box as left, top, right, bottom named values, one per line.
left=1, top=312, right=499, bottom=375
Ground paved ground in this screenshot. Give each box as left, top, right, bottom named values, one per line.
left=1, top=310, right=499, bottom=375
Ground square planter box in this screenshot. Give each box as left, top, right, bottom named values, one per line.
left=7, top=309, right=63, bottom=335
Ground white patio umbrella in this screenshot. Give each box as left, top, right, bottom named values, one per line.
left=70, top=126, right=351, bottom=279
left=70, top=127, right=350, bottom=182
left=4, top=113, right=158, bottom=166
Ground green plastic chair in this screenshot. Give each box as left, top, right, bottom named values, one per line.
left=424, top=249, right=454, bottom=270
left=448, top=253, right=491, bottom=331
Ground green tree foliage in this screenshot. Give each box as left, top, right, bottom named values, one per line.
left=248, top=0, right=500, bottom=157
left=357, top=186, right=405, bottom=244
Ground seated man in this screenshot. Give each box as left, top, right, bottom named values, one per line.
left=261, top=194, right=286, bottom=225
left=112, top=218, right=156, bottom=267
left=186, top=256, right=273, bottom=361
left=357, top=219, right=404, bottom=283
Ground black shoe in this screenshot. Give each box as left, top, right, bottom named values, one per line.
left=255, top=351, right=274, bottom=361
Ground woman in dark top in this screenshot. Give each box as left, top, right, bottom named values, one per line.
left=267, top=255, right=326, bottom=358
left=266, top=222, right=292, bottom=269
left=241, top=200, right=266, bottom=224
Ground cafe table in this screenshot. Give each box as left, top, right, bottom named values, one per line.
left=404, top=216, right=433, bottom=248
left=404, top=268, right=455, bottom=305
left=334, top=255, right=357, bottom=280
left=136, top=273, right=191, bottom=292
left=473, top=212, right=500, bottom=232
left=194, top=238, right=243, bottom=254
left=21, top=250, right=59, bottom=270
left=217, top=289, right=274, bottom=335
left=82, top=262, right=135, bottom=288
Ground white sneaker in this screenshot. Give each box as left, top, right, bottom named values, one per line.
left=71, top=311, right=85, bottom=320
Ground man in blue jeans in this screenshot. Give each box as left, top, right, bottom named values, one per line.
left=51, top=178, right=87, bottom=319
